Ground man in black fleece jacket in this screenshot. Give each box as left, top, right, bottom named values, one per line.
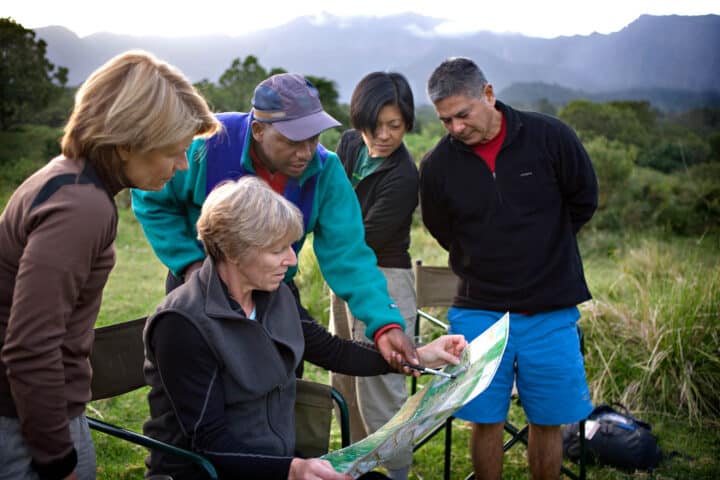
left=419, top=57, right=598, bottom=480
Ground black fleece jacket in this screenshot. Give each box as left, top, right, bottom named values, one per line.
left=337, top=130, right=418, bottom=269
left=419, top=100, right=598, bottom=313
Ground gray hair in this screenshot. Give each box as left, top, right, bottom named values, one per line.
left=427, top=57, right=488, bottom=103
left=197, top=176, right=304, bottom=262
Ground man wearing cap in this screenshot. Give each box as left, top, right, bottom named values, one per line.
left=420, top=57, right=597, bottom=480
left=131, top=73, right=416, bottom=366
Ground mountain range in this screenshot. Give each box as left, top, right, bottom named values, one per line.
left=35, top=13, right=720, bottom=109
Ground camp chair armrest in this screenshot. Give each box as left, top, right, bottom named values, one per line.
left=416, top=309, right=450, bottom=331
left=87, top=417, right=218, bottom=479
left=330, top=387, right=350, bottom=448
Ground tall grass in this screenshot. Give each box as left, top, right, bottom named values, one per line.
left=580, top=233, right=720, bottom=424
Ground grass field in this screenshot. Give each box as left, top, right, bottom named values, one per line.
left=84, top=207, right=720, bottom=479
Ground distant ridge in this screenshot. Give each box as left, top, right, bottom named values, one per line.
left=498, top=83, right=720, bottom=112
left=35, top=13, right=720, bottom=109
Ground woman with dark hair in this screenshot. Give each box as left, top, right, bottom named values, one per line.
left=330, top=72, right=418, bottom=480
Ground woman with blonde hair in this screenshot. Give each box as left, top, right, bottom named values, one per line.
left=143, top=176, right=467, bottom=479
left=0, top=50, right=220, bottom=480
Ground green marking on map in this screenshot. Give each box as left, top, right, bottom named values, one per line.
left=322, top=313, right=510, bottom=475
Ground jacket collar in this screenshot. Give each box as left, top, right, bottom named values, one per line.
left=198, top=256, right=274, bottom=322
left=198, top=257, right=249, bottom=321
left=342, top=129, right=410, bottom=177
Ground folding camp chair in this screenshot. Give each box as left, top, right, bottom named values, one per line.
left=411, top=261, right=587, bottom=480
left=89, top=318, right=350, bottom=479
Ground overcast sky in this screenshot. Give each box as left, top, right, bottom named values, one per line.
left=5, top=0, right=719, bottom=38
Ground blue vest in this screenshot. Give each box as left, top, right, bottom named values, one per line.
left=205, top=112, right=327, bottom=242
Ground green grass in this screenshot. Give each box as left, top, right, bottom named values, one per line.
left=95, top=206, right=168, bottom=327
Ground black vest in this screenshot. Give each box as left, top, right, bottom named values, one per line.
left=143, top=258, right=305, bottom=475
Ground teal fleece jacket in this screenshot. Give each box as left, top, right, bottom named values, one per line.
left=131, top=112, right=404, bottom=337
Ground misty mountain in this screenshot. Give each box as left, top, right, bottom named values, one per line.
left=35, top=13, right=720, bottom=108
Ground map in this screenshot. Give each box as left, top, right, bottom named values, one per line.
left=322, top=313, right=509, bottom=476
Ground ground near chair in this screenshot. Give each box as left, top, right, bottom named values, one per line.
left=89, top=318, right=350, bottom=479
left=411, top=261, right=587, bottom=480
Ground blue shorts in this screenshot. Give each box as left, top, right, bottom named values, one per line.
left=449, top=307, right=592, bottom=425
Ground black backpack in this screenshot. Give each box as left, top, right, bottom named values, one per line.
left=563, top=403, right=663, bottom=471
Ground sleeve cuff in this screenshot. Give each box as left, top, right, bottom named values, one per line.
left=32, top=447, right=77, bottom=480
left=373, top=323, right=403, bottom=344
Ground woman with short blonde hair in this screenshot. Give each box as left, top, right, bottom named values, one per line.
left=143, top=176, right=468, bottom=480
left=0, top=50, right=219, bottom=480
left=197, top=176, right=304, bottom=262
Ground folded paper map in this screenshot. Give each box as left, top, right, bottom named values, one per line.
left=322, top=313, right=509, bottom=476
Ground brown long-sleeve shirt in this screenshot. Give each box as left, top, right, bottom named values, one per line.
left=0, top=156, right=117, bottom=471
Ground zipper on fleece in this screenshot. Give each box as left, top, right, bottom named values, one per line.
left=492, top=171, right=503, bottom=205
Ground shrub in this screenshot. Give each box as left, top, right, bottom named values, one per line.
left=320, top=128, right=340, bottom=152
left=686, top=162, right=720, bottom=212
left=592, top=164, right=720, bottom=235
left=559, top=100, right=650, bottom=148
left=585, top=136, right=635, bottom=211
left=405, top=131, right=443, bottom=164
left=636, top=133, right=711, bottom=173
left=0, top=125, right=61, bottom=201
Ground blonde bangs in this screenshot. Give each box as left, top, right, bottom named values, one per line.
left=61, top=50, right=219, bottom=160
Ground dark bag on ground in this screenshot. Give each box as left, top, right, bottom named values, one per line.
left=563, top=403, right=662, bottom=471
